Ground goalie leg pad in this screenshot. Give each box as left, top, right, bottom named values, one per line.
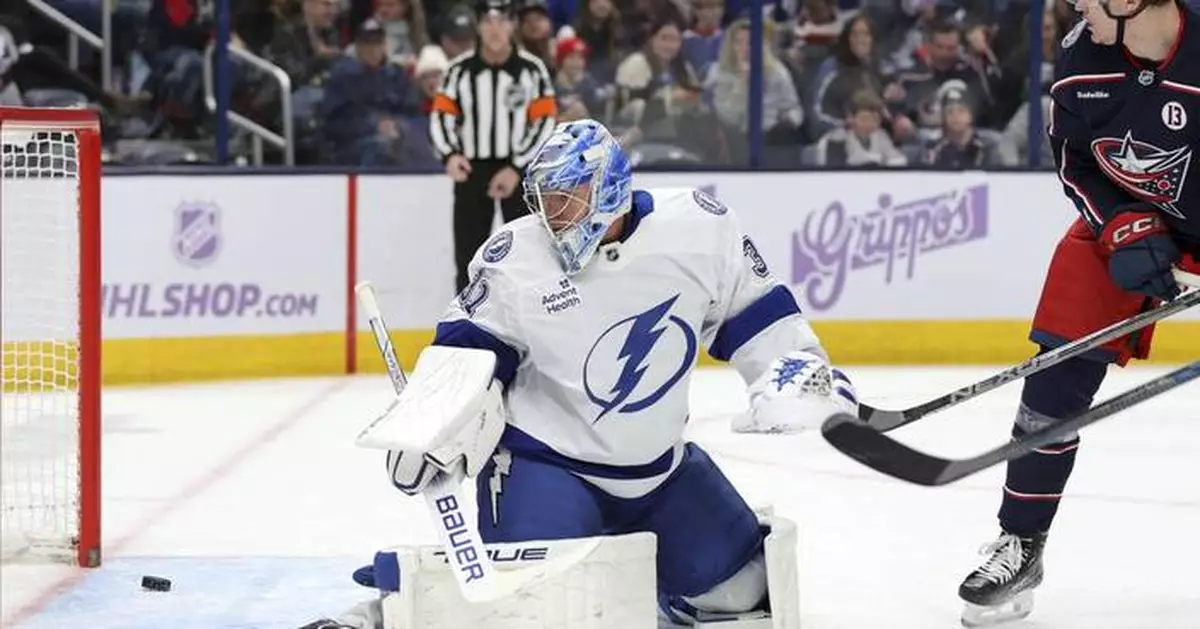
left=682, top=553, right=767, bottom=614
left=376, top=532, right=659, bottom=629
left=760, top=514, right=800, bottom=629
left=659, top=514, right=799, bottom=629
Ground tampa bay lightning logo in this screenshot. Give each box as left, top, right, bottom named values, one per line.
left=583, top=294, right=697, bottom=422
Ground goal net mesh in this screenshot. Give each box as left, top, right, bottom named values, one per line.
left=1, top=126, right=84, bottom=562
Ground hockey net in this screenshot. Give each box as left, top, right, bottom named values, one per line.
left=0, top=107, right=102, bottom=567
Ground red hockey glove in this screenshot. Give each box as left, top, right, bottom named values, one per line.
left=1100, top=209, right=1182, bottom=301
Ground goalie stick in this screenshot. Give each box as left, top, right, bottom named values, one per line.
left=858, top=269, right=1200, bottom=432
left=353, top=281, right=601, bottom=604
left=821, top=360, right=1200, bottom=486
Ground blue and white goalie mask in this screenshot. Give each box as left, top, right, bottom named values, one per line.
left=522, top=119, right=633, bottom=275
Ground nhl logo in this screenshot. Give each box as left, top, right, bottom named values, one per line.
left=1138, top=70, right=1155, bottom=86
left=172, top=201, right=222, bottom=267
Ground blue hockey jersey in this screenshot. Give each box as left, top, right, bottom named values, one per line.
left=1048, top=3, right=1200, bottom=253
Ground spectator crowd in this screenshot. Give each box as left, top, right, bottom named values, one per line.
left=0, top=0, right=1088, bottom=168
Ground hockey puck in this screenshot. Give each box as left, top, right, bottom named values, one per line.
left=141, top=576, right=172, bottom=592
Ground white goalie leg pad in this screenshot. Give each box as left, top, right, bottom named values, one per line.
left=676, top=513, right=800, bottom=629
left=357, top=345, right=506, bottom=480
left=684, top=554, right=768, bottom=616
left=760, top=514, right=800, bottom=629
left=380, top=532, right=658, bottom=629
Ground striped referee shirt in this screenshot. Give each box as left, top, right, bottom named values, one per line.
left=429, top=46, right=557, bottom=169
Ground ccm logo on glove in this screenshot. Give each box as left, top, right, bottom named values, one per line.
left=1101, top=213, right=1166, bottom=249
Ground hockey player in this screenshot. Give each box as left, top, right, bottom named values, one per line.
left=315, top=119, right=857, bottom=629
left=957, top=0, right=1200, bottom=626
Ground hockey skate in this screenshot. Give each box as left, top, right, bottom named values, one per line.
left=958, top=531, right=1046, bottom=627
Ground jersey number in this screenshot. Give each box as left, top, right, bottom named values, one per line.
left=1162, top=102, right=1187, bottom=131
left=743, top=236, right=769, bottom=278
left=458, top=273, right=489, bottom=317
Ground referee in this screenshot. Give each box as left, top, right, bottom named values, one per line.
left=429, top=0, right=557, bottom=292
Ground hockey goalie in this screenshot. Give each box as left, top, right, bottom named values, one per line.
left=308, top=119, right=857, bottom=628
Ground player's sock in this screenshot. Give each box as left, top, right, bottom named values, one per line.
left=997, top=353, right=1107, bottom=537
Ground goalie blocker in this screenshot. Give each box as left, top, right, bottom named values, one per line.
left=349, top=346, right=802, bottom=628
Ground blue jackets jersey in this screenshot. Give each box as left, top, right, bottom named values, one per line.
left=1048, top=3, right=1200, bottom=253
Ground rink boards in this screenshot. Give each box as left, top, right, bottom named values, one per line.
left=69, top=171, right=1200, bottom=383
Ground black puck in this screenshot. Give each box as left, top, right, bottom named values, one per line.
left=141, top=575, right=172, bottom=592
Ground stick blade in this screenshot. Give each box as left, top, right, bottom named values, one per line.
left=821, top=413, right=951, bottom=486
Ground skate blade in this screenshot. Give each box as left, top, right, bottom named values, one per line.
left=961, top=590, right=1034, bottom=627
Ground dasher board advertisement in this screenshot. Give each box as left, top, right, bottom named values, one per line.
left=102, top=176, right=347, bottom=339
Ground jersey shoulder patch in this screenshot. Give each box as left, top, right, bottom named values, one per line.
left=469, top=216, right=562, bottom=293
left=692, top=188, right=728, bottom=215
left=475, top=215, right=548, bottom=268
left=482, top=230, right=514, bottom=263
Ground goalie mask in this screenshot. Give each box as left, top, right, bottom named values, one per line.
left=521, top=119, right=633, bottom=275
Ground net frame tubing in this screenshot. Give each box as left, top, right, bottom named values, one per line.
left=0, top=106, right=102, bottom=567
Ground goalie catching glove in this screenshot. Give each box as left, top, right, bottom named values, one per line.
left=365, top=346, right=507, bottom=495
left=736, top=350, right=857, bottom=434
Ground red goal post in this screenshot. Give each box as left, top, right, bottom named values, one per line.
left=0, top=106, right=102, bottom=567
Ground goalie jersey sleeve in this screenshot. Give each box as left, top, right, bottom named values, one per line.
left=696, top=190, right=825, bottom=385
left=432, top=250, right=529, bottom=389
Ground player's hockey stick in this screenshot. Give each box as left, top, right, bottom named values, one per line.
left=858, top=269, right=1200, bottom=433
left=821, top=360, right=1200, bottom=486
left=353, top=281, right=601, bottom=603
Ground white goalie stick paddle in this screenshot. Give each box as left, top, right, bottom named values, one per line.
left=857, top=269, right=1200, bottom=433
left=353, top=281, right=602, bottom=603
left=823, top=360, right=1200, bottom=486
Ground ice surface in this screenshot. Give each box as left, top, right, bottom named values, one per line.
left=2, top=366, right=1197, bottom=628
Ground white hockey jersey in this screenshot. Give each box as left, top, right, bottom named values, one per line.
left=433, top=188, right=823, bottom=496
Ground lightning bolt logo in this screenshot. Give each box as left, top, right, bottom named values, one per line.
left=488, top=448, right=512, bottom=526
left=584, top=294, right=697, bottom=422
